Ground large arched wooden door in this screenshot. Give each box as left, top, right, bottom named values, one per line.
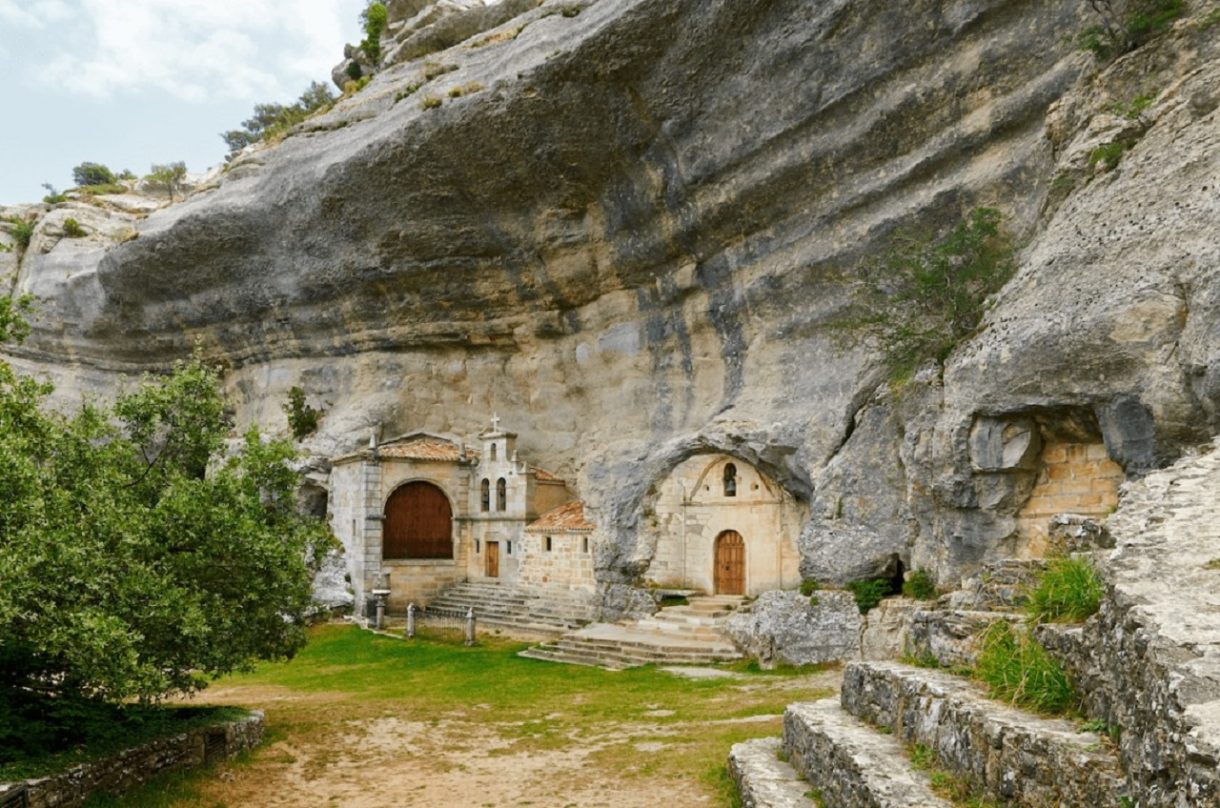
left=383, top=482, right=453, bottom=559
left=714, top=530, right=745, bottom=595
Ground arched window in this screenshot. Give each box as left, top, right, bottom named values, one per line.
left=496, top=477, right=507, bottom=511
left=490, top=442, right=497, bottom=461
left=723, top=463, right=737, bottom=497
left=480, top=478, right=490, bottom=512
left=383, top=481, right=453, bottom=560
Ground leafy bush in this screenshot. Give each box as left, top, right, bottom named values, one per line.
left=846, top=578, right=893, bottom=614
left=421, top=94, right=443, bottom=110
left=41, top=183, right=66, bottom=204
left=1078, top=0, right=1185, bottom=60
left=833, top=208, right=1015, bottom=383
left=1088, top=141, right=1127, bottom=170
left=902, top=568, right=938, bottom=600
left=71, top=162, right=115, bottom=187
left=346, top=60, right=364, bottom=81
left=282, top=386, right=320, bottom=440
left=74, top=183, right=127, bottom=196
left=1109, top=92, right=1154, bottom=118
left=61, top=218, right=86, bottom=238
left=974, top=621, right=1076, bottom=714
left=3, top=216, right=35, bottom=250
left=221, top=82, right=337, bottom=160
left=360, top=2, right=388, bottom=64
left=1024, top=556, right=1103, bottom=623
left=343, top=76, right=372, bottom=96
left=799, top=579, right=819, bottom=597
left=0, top=303, right=332, bottom=730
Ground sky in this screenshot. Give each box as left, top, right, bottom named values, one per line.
left=0, top=0, right=366, bottom=204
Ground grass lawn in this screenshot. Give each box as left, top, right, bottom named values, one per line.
left=92, top=623, right=836, bottom=807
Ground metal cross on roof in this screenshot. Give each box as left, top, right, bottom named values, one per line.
left=490, top=412, right=501, bottom=431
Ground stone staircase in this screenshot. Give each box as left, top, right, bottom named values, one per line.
left=733, top=659, right=1129, bottom=807
left=519, top=595, right=745, bottom=669
left=734, top=441, right=1220, bottom=806
left=422, top=580, right=597, bottom=635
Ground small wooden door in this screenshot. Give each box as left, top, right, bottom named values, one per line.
left=486, top=541, right=500, bottom=578
left=714, top=530, right=745, bottom=595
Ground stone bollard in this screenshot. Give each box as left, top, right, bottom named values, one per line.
left=406, top=602, right=416, bottom=639
left=464, top=607, right=476, bottom=647
left=375, top=596, right=385, bottom=630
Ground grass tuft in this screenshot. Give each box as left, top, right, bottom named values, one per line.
left=974, top=621, right=1076, bottom=714
left=1024, top=556, right=1103, bottom=624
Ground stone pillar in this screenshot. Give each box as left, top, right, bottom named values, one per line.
left=464, top=607, right=476, bottom=646
left=406, top=603, right=416, bottom=638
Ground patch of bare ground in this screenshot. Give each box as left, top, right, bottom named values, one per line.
left=144, top=625, right=838, bottom=806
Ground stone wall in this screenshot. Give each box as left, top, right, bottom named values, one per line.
left=0, top=711, right=263, bottom=808
left=1015, top=441, right=1122, bottom=554
left=517, top=530, right=597, bottom=591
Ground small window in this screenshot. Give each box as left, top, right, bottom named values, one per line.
left=497, top=477, right=507, bottom=511
left=480, top=478, right=490, bottom=512
left=582, top=536, right=589, bottom=554
left=490, top=442, right=497, bottom=461
left=723, top=463, right=738, bottom=497
left=545, top=536, right=553, bottom=552
left=475, top=539, right=481, bottom=553
left=507, top=541, right=512, bottom=555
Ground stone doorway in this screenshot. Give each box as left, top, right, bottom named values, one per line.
left=714, top=530, right=745, bottom=595
left=486, top=541, right=500, bottom=578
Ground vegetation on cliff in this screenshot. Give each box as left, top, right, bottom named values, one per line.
left=837, top=207, right=1016, bottom=383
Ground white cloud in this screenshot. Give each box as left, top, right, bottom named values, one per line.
left=40, top=0, right=363, bottom=103
left=0, top=0, right=71, bottom=28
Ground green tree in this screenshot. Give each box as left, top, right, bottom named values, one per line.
left=71, top=162, right=115, bottom=187
left=144, top=161, right=188, bottom=202
left=0, top=301, right=331, bottom=756
left=282, top=386, right=321, bottom=440
left=834, top=208, right=1015, bottom=382
left=220, top=82, right=337, bottom=160
left=360, top=2, right=388, bottom=64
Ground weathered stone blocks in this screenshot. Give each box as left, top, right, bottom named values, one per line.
left=783, top=699, right=952, bottom=808
left=840, top=661, right=1127, bottom=807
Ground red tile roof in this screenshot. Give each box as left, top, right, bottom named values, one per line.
left=379, top=435, right=465, bottom=462
left=526, top=501, right=594, bottom=533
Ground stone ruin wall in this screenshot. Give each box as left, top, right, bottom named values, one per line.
left=1015, top=441, right=1122, bottom=555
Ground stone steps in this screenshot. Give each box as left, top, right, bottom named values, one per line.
left=423, top=581, right=597, bottom=634
left=783, top=699, right=952, bottom=808
left=518, top=595, right=744, bottom=669
left=727, top=737, right=814, bottom=808
left=840, top=661, right=1129, bottom=807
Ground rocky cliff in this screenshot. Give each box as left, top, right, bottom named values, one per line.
left=3, top=0, right=1219, bottom=601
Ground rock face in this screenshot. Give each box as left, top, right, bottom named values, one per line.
left=725, top=590, right=861, bottom=667
left=3, top=0, right=1220, bottom=609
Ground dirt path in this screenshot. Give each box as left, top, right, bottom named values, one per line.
left=185, top=673, right=844, bottom=805
left=157, top=627, right=839, bottom=807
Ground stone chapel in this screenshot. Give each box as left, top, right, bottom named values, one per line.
left=328, top=417, right=593, bottom=615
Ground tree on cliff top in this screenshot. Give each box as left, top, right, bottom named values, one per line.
left=0, top=300, right=332, bottom=759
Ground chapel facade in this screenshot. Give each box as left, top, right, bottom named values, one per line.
left=328, top=418, right=594, bottom=614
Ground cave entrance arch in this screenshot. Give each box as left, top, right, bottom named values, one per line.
left=714, top=530, right=745, bottom=595
left=383, top=481, right=453, bottom=560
